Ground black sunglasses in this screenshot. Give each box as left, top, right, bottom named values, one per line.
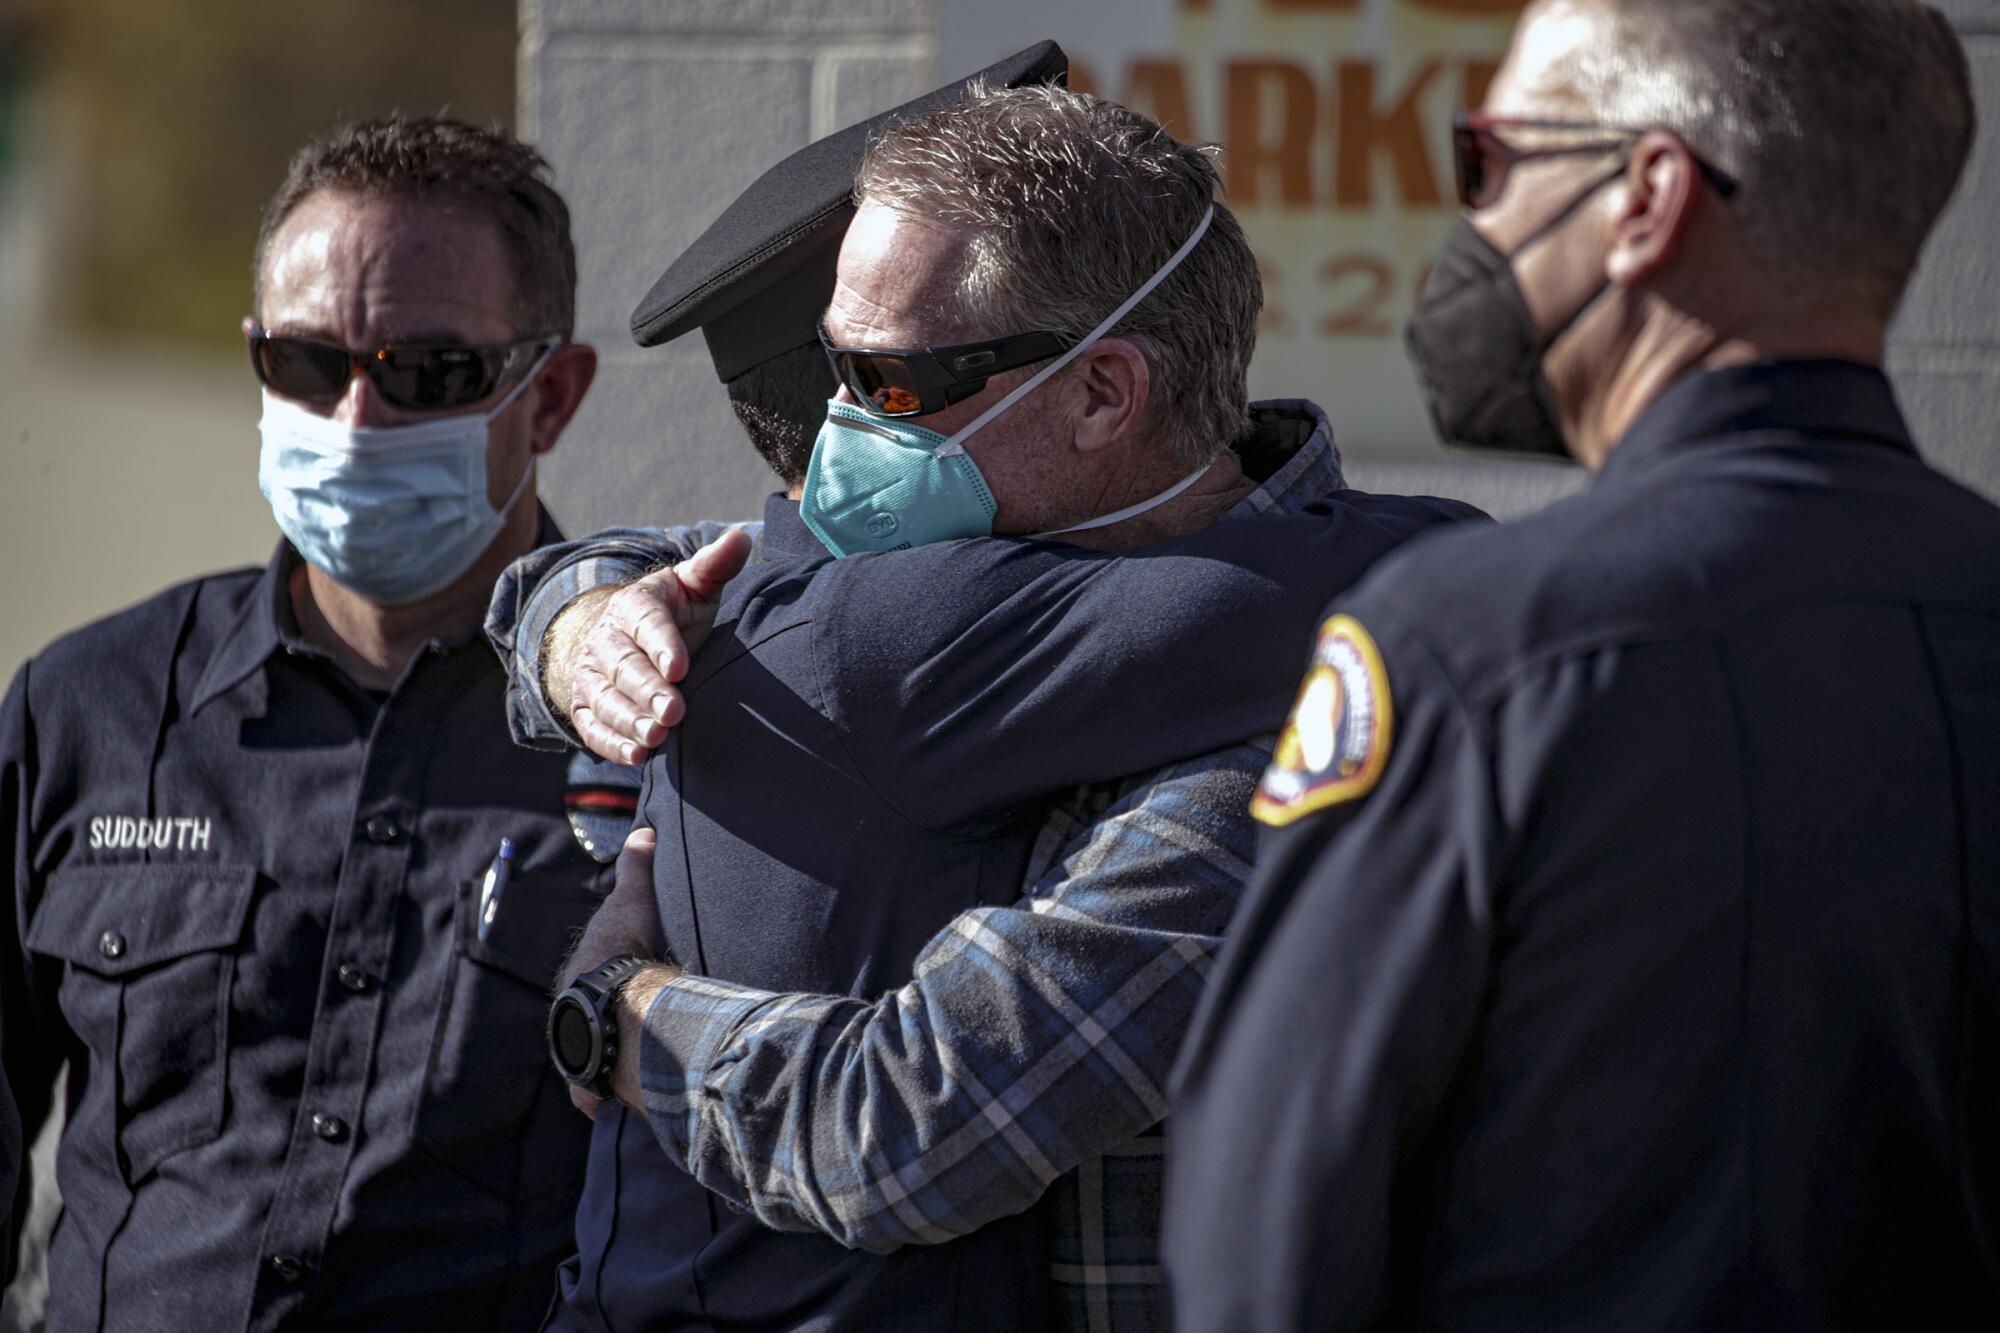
left=246, top=326, right=556, bottom=412
left=818, top=321, right=1070, bottom=420
left=1452, top=114, right=1739, bottom=211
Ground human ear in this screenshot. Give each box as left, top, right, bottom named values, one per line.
left=1605, top=132, right=1701, bottom=288
left=1069, top=339, right=1151, bottom=455
left=526, top=342, right=600, bottom=456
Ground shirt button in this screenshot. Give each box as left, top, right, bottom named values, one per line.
left=269, top=1254, right=305, bottom=1282
left=311, top=1113, right=348, bottom=1143
left=97, top=930, right=126, bottom=961
left=336, top=963, right=374, bottom=994
left=363, top=813, right=404, bottom=846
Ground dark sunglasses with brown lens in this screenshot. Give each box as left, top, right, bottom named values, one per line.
left=818, top=320, right=1070, bottom=420
left=246, top=326, right=556, bottom=412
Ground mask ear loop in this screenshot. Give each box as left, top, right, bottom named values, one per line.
left=483, top=345, right=559, bottom=422
left=484, top=346, right=560, bottom=520
left=1509, top=162, right=1628, bottom=353
left=933, top=204, right=1217, bottom=459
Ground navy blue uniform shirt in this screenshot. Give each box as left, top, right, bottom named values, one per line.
left=2, top=518, right=610, bottom=1332
left=1167, top=362, right=2000, bottom=1331
left=556, top=468, right=1484, bottom=1331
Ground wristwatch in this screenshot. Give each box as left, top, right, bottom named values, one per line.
left=548, top=955, right=654, bottom=1099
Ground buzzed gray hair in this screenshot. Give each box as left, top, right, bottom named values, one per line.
left=1554, top=0, right=1975, bottom=319
left=856, top=84, right=1262, bottom=467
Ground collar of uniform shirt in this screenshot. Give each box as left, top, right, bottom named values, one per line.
left=1599, top=360, right=1911, bottom=486
left=189, top=507, right=566, bottom=714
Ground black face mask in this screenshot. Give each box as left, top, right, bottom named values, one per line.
left=1404, top=167, right=1623, bottom=460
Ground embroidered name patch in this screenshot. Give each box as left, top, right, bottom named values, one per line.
left=1251, top=615, right=1393, bottom=827
left=89, top=814, right=214, bottom=852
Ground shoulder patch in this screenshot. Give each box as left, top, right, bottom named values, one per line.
left=1251, top=615, right=1394, bottom=827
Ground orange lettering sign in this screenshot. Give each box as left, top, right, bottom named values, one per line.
left=1336, top=59, right=1444, bottom=208
left=1225, top=61, right=1319, bottom=206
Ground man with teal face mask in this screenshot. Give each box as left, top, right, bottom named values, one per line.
left=500, top=78, right=1486, bottom=1333
left=1, top=116, right=621, bottom=1331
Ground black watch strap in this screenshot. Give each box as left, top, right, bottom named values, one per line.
left=551, top=955, right=656, bottom=1097
left=582, top=954, right=654, bottom=1003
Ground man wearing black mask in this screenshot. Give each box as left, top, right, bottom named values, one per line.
left=1167, top=1, right=1998, bottom=1328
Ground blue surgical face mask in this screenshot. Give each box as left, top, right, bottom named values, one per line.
left=802, top=206, right=1219, bottom=558
left=257, top=350, right=550, bottom=605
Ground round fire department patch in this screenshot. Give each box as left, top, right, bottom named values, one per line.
left=565, top=750, right=642, bottom=863
left=1251, top=615, right=1394, bottom=827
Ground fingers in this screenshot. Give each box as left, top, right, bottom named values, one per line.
left=613, top=826, right=659, bottom=901
left=619, top=567, right=697, bottom=686
left=562, top=537, right=747, bottom=762
left=569, top=1084, right=603, bottom=1120
left=569, top=588, right=679, bottom=761
left=570, top=658, right=660, bottom=765
left=573, top=707, right=651, bottom=767
left=677, top=529, right=755, bottom=605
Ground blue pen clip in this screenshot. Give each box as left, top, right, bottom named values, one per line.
left=477, top=837, right=516, bottom=943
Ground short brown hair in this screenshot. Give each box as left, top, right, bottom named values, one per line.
left=255, top=115, right=577, bottom=338
left=856, top=85, right=1262, bottom=467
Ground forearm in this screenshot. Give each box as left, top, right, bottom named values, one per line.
left=627, top=746, right=1266, bottom=1252
left=634, top=969, right=1108, bottom=1253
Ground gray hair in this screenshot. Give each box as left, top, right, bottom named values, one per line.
left=1553, top=0, right=1975, bottom=319
left=855, top=84, right=1262, bottom=467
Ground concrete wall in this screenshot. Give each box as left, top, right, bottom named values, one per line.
left=1887, top=1, right=2000, bottom=495
left=523, top=1, right=1999, bottom=533
left=519, top=0, right=935, bottom=535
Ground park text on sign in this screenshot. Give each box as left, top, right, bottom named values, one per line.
left=938, top=0, right=1526, bottom=452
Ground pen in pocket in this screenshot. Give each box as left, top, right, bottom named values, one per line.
left=477, top=838, right=516, bottom=942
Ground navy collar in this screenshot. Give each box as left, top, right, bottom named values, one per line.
left=191, top=505, right=566, bottom=712
left=757, top=491, right=825, bottom=561
left=1601, top=360, right=1913, bottom=484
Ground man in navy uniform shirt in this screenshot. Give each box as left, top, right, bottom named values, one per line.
left=494, top=76, right=1483, bottom=1332
left=0, top=117, right=611, bottom=1330
left=1167, top=1, right=1997, bottom=1328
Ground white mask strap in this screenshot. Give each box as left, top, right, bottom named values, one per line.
left=1026, top=458, right=1214, bottom=540
left=494, top=455, right=537, bottom=521
left=935, top=204, right=1217, bottom=458
left=483, top=346, right=557, bottom=422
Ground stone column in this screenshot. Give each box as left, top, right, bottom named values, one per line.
left=1886, top=0, right=2000, bottom=500
left=520, top=0, right=935, bottom=532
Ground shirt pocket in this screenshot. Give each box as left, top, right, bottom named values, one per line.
left=413, top=876, right=605, bottom=1201
left=25, top=864, right=258, bottom=1185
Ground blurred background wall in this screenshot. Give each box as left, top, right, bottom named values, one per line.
left=0, top=0, right=516, bottom=681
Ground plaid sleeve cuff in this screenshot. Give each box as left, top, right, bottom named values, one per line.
left=635, top=972, right=784, bottom=1178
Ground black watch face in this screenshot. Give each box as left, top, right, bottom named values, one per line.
left=552, top=999, right=596, bottom=1076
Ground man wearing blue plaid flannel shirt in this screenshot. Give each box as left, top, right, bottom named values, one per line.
left=496, top=86, right=1486, bottom=1331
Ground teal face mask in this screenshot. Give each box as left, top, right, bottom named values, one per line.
left=801, top=205, right=1218, bottom=558
left=799, top=401, right=999, bottom=554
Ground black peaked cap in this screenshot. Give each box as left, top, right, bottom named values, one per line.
left=629, top=40, right=1068, bottom=380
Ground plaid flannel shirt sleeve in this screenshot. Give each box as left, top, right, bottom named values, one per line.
left=483, top=521, right=760, bottom=749
left=632, top=737, right=1272, bottom=1253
